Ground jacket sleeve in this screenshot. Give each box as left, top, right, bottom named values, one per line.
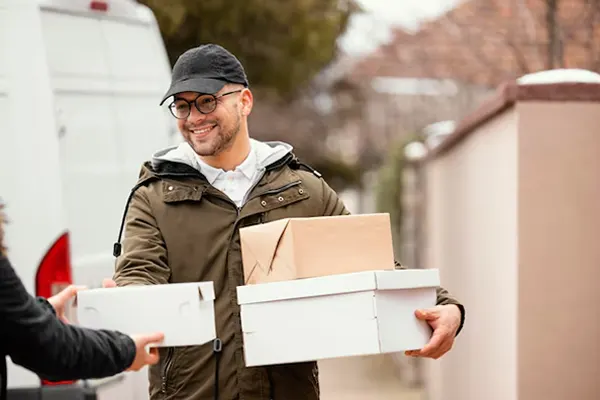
left=0, top=256, right=136, bottom=381
left=114, top=188, right=170, bottom=286
left=319, top=179, right=466, bottom=335
left=320, top=178, right=352, bottom=217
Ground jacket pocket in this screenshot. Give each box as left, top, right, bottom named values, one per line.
left=257, top=182, right=311, bottom=221
left=162, top=181, right=204, bottom=203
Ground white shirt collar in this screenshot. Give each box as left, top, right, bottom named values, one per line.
left=193, top=145, right=257, bottom=185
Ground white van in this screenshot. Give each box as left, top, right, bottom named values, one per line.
left=0, top=0, right=178, bottom=398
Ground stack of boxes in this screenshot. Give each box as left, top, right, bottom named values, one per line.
left=237, top=213, right=440, bottom=367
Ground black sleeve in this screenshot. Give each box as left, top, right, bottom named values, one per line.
left=0, top=255, right=136, bottom=381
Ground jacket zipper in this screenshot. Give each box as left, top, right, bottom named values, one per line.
left=161, top=348, right=175, bottom=395
left=216, top=179, right=303, bottom=399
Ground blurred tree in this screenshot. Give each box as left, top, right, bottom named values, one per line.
left=546, top=0, right=561, bottom=69
left=374, top=134, right=422, bottom=258
left=246, top=79, right=365, bottom=192
left=139, top=0, right=361, bottom=97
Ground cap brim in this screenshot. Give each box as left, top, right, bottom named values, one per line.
left=159, top=78, right=227, bottom=105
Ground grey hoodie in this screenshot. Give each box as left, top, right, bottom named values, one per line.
left=150, top=139, right=292, bottom=172
left=149, top=138, right=293, bottom=207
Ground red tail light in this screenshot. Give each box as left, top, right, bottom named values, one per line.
left=36, top=232, right=75, bottom=386
left=90, top=1, right=109, bottom=12
left=36, top=232, right=72, bottom=298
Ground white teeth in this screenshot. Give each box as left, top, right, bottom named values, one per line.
left=192, top=125, right=215, bottom=134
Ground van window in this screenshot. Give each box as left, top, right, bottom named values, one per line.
left=42, top=12, right=109, bottom=78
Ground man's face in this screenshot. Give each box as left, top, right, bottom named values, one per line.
left=174, top=86, right=244, bottom=157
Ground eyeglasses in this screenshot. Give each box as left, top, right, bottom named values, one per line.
left=168, top=90, right=242, bottom=119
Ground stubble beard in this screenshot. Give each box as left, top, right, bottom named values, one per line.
left=189, top=112, right=242, bottom=157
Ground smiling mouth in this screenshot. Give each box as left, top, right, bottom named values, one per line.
left=190, top=124, right=217, bottom=135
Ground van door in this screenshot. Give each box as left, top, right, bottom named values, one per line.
left=41, top=6, right=176, bottom=290
left=41, top=9, right=124, bottom=289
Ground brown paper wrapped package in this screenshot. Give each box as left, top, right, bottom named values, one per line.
left=240, top=213, right=396, bottom=284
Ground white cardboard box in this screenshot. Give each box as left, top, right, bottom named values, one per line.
left=77, top=282, right=216, bottom=347
left=237, top=269, right=439, bottom=367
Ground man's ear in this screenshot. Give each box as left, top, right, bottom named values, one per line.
left=240, top=88, right=253, bottom=116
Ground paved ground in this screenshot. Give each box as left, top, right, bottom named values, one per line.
left=94, top=354, right=425, bottom=400
left=318, top=354, right=425, bottom=400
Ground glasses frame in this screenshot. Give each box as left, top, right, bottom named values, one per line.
left=168, top=89, right=243, bottom=119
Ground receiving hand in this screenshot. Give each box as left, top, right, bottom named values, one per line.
left=102, top=278, right=117, bottom=288
left=127, top=332, right=165, bottom=371
left=405, top=304, right=462, bottom=359
left=48, top=285, right=87, bottom=323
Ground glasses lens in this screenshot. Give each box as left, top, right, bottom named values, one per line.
left=196, top=95, right=217, bottom=114
left=170, top=100, right=191, bottom=119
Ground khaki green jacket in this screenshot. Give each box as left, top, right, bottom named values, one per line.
left=113, top=144, right=464, bottom=400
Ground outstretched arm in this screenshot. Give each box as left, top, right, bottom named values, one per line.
left=1, top=256, right=136, bottom=381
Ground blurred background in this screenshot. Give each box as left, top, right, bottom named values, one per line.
left=3, top=0, right=600, bottom=399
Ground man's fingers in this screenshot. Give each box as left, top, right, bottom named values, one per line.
left=147, top=347, right=160, bottom=365
left=136, top=332, right=165, bottom=349
left=102, top=278, right=117, bottom=288
left=417, top=328, right=447, bottom=357
left=60, top=285, right=86, bottom=299
left=141, top=332, right=165, bottom=345
left=52, top=285, right=86, bottom=305
left=415, top=308, right=440, bottom=321
left=429, top=337, right=454, bottom=359
left=141, top=334, right=163, bottom=365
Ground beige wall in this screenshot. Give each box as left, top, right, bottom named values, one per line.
left=517, top=102, right=600, bottom=400
left=318, top=355, right=423, bottom=400
left=423, top=99, right=600, bottom=400
left=424, top=108, right=519, bottom=400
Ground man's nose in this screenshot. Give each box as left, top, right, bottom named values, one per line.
left=187, top=105, right=207, bottom=124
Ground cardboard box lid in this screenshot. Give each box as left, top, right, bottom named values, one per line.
left=77, top=281, right=216, bottom=301
left=76, top=282, right=216, bottom=347
left=236, top=269, right=440, bottom=305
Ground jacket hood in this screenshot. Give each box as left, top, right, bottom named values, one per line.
left=149, top=139, right=293, bottom=175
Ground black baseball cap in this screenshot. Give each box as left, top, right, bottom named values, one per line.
left=159, top=44, right=249, bottom=106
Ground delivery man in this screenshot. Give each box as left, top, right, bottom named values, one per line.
left=110, top=43, right=465, bottom=400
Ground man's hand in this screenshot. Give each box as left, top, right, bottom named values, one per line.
left=405, top=304, right=462, bottom=359
left=102, top=278, right=117, bottom=288
left=127, top=332, right=165, bottom=371
left=48, top=285, right=87, bottom=323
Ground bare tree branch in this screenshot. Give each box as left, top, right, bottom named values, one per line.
left=438, top=9, right=505, bottom=78
left=515, top=0, right=546, bottom=68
